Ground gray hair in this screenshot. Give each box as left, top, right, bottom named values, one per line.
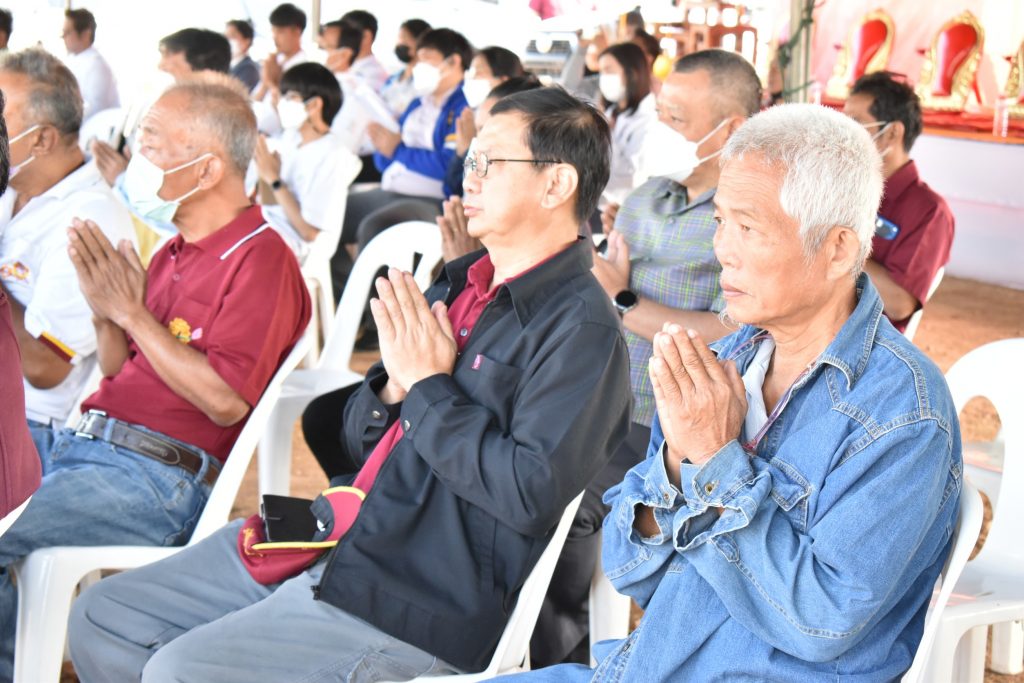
left=720, top=103, right=883, bottom=273
left=161, top=72, right=256, bottom=176
left=0, top=48, right=83, bottom=137
left=674, top=49, right=762, bottom=118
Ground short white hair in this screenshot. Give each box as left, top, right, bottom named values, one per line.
left=720, top=103, right=883, bottom=273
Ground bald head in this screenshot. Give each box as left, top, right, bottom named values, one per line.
left=673, top=49, right=762, bottom=119
left=159, top=72, right=256, bottom=176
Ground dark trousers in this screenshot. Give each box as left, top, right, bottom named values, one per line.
left=530, top=421, right=652, bottom=668
left=300, top=383, right=362, bottom=482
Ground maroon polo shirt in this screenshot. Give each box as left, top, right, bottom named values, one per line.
left=83, top=206, right=311, bottom=461
left=0, top=291, right=41, bottom=518
left=871, top=160, right=955, bottom=332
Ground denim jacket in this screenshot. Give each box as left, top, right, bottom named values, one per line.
left=589, top=275, right=962, bottom=682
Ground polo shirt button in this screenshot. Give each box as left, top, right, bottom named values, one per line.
left=402, top=419, right=411, bottom=431
left=704, top=481, right=718, bottom=495
left=371, top=410, right=382, bottom=420
left=172, top=273, right=181, bottom=281
left=459, top=328, right=469, bottom=337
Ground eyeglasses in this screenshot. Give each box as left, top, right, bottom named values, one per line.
left=463, top=151, right=559, bottom=179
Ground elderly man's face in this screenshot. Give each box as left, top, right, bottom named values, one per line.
left=462, top=111, right=556, bottom=245
left=713, top=155, right=836, bottom=328
left=657, top=69, right=720, bottom=147
left=135, top=92, right=209, bottom=201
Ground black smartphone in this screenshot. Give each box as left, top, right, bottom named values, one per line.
left=260, top=495, right=318, bottom=543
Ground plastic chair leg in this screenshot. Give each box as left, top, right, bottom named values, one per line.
left=257, top=400, right=306, bottom=496
left=991, top=620, right=1024, bottom=675
left=949, top=625, right=987, bottom=683
left=13, top=555, right=84, bottom=683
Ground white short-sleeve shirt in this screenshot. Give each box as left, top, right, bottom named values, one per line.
left=64, top=46, right=120, bottom=123
left=262, top=131, right=361, bottom=261
left=0, top=162, right=136, bottom=424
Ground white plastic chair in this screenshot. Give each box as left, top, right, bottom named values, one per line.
left=11, top=334, right=311, bottom=683
left=0, top=496, right=32, bottom=539
left=78, top=107, right=128, bottom=157
left=588, top=535, right=632, bottom=666
left=299, top=152, right=363, bottom=365
left=923, top=338, right=1024, bottom=682
left=902, top=267, right=945, bottom=342
left=902, top=479, right=985, bottom=682
left=380, top=491, right=585, bottom=682
left=258, top=221, right=443, bottom=496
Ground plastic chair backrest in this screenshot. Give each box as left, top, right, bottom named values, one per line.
left=944, top=338, right=1024, bottom=565
left=903, top=267, right=945, bottom=342
left=79, top=107, right=128, bottom=152
left=317, top=221, right=443, bottom=373
left=902, top=479, right=985, bottom=682
left=188, top=334, right=310, bottom=542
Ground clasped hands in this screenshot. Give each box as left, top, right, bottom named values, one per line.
left=370, top=268, right=457, bottom=404
left=66, top=218, right=147, bottom=330
left=649, top=324, right=747, bottom=483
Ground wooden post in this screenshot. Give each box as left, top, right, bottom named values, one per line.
left=311, top=0, right=321, bottom=33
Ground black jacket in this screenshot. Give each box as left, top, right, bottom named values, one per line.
left=314, top=238, right=633, bottom=672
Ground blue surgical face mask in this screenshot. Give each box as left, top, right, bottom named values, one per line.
left=122, top=150, right=213, bottom=224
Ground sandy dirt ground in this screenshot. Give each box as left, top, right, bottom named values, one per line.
left=60, top=276, right=1024, bottom=682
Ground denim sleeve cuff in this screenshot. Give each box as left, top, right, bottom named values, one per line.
left=671, top=440, right=769, bottom=551
left=613, top=443, right=686, bottom=547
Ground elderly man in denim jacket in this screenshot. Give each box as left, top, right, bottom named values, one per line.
left=509, top=104, right=962, bottom=682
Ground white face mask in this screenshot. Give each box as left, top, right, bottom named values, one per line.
left=8, top=124, right=41, bottom=179
left=277, top=99, right=308, bottom=130
left=122, top=151, right=212, bottom=224
left=462, top=78, right=491, bottom=109
left=639, top=118, right=730, bottom=183
left=412, top=62, right=442, bottom=96
left=870, top=121, right=893, bottom=157
left=599, top=74, right=625, bottom=104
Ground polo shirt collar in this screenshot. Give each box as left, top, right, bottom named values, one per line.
left=651, top=178, right=716, bottom=213
left=441, top=237, right=594, bottom=326
left=883, top=160, right=919, bottom=205
left=816, top=273, right=886, bottom=389
left=167, top=205, right=267, bottom=260
left=35, top=162, right=99, bottom=202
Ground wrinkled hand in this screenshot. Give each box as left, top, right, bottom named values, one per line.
left=649, top=325, right=747, bottom=474
left=437, top=196, right=481, bottom=263
left=591, top=228, right=630, bottom=297
left=370, top=269, right=457, bottom=397
left=91, top=140, right=129, bottom=187
left=600, top=202, right=620, bottom=233
left=366, top=122, right=401, bottom=158
left=455, top=108, right=477, bottom=156
left=262, top=53, right=283, bottom=89
left=67, top=218, right=147, bottom=329
left=253, top=135, right=282, bottom=185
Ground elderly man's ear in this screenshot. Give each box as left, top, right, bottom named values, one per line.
left=539, top=165, right=579, bottom=214
left=823, top=226, right=862, bottom=280
left=195, top=155, right=227, bottom=190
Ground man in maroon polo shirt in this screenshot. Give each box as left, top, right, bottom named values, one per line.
left=845, top=72, right=955, bottom=333
left=0, top=73, right=310, bottom=678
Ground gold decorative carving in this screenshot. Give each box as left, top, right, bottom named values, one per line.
left=826, top=9, right=895, bottom=100
left=916, top=10, right=985, bottom=112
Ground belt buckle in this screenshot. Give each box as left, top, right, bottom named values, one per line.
left=74, top=410, right=108, bottom=440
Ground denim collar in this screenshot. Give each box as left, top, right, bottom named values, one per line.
left=439, top=237, right=594, bottom=326
left=715, top=273, right=884, bottom=391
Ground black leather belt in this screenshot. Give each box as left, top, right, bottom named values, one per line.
left=74, top=411, right=220, bottom=487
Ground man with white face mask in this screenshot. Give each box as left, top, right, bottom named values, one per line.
left=533, top=49, right=763, bottom=668
left=0, top=72, right=311, bottom=679
left=844, top=71, right=954, bottom=333
left=0, top=48, right=134, bottom=452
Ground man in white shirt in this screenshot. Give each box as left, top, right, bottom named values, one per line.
left=61, top=8, right=119, bottom=125
left=0, top=48, right=134, bottom=454
left=252, top=3, right=309, bottom=102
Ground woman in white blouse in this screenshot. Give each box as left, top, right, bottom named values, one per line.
left=598, top=42, right=657, bottom=208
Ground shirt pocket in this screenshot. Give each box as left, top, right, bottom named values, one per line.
left=163, top=295, right=214, bottom=351
left=767, top=456, right=814, bottom=534
left=455, top=354, right=523, bottom=433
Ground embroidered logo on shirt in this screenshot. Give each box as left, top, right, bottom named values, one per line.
left=0, top=261, right=30, bottom=281
left=168, top=317, right=193, bottom=343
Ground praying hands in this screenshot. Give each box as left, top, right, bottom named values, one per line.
left=66, top=218, right=147, bottom=330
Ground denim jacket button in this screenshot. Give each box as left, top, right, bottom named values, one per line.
left=663, top=492, right=671, bottom=503
left=704, top=481, right=718, bottom=495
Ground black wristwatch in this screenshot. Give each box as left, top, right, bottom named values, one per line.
left=613, top=289, right=639, bottom=317
left=270, top=178, right=284, bottom=191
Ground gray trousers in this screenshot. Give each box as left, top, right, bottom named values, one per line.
left=68, top=520, right=459, bottom=683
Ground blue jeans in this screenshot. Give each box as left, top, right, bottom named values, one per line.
left=26, top=418, right=57, bottom=464
left=0, top=422, right=215, bottom=682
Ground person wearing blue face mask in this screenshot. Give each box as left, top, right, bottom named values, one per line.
left=0, top=48, right=135, bottom=454
left=0, top=72, right=311, bottom=679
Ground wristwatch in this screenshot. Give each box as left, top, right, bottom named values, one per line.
left=270, top=178, right=284, bottom=191
left=613, top=289, right=639, bottom=317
